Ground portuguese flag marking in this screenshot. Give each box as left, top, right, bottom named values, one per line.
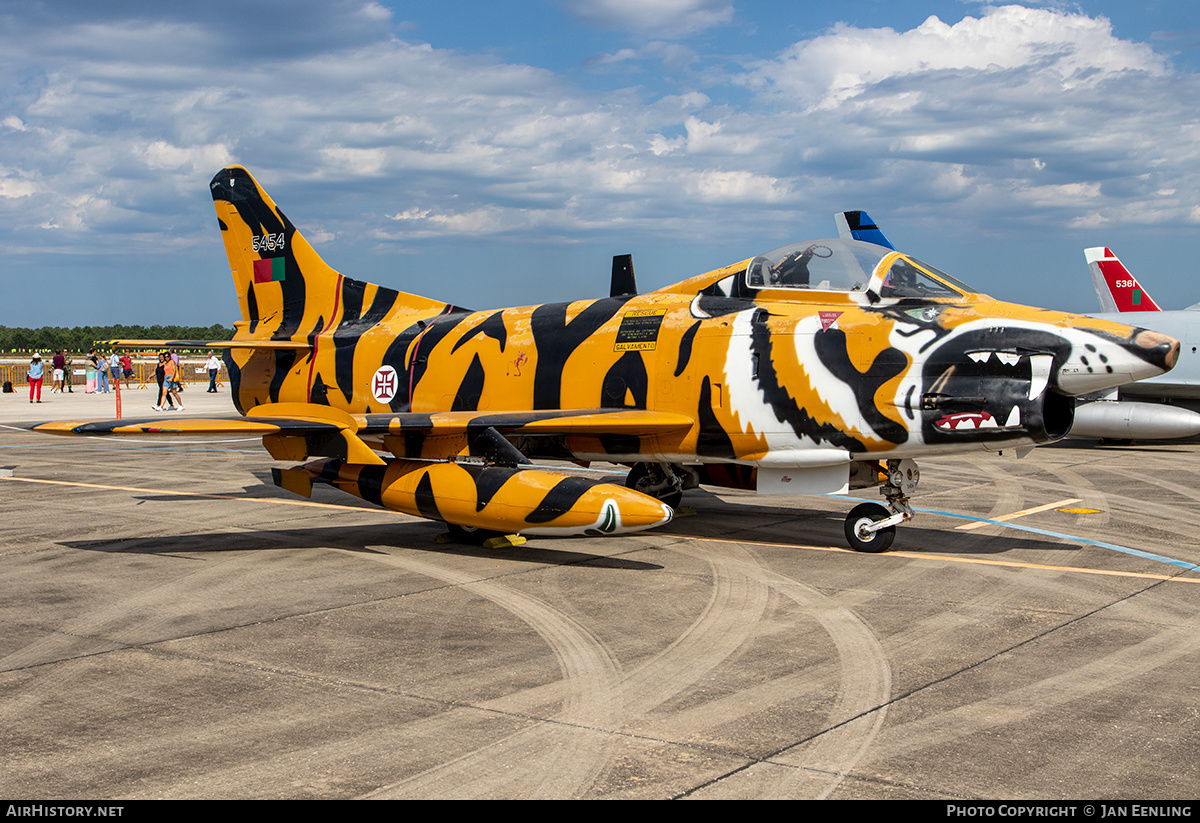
left=253, top=257, right=286, bottom=283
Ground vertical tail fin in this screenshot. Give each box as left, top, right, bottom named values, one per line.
left=1084, top=247, right=1161, bottom=313
left=209, top=166, right=447, bottom=340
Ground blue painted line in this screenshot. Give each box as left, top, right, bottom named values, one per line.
left=831, top=494, right=1200, bottom=572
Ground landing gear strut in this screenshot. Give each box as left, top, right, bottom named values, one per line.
left=843, top=459, right=919, bottom=553
left=625, top=462, right=694, bottom=508
left=445, top=522, right=503, bottom=545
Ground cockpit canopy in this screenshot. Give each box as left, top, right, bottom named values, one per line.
left=745, top=238, right=974, bottom=299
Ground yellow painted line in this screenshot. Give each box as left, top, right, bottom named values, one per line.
left=668, top=533, right=1200, bottom=584
left=955, top=497, right=1083, bottom=531
left=0, top=475, right=373, bottom=512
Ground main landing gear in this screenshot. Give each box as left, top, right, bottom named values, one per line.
left=624, top=462, right=697, bottom=508
left=844, top=459, right=919, bottom=553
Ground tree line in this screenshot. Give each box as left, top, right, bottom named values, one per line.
left=0, top=324, right=234, bottom=354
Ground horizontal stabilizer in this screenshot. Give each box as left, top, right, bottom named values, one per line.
left=30, top=416, right=289, bottom=436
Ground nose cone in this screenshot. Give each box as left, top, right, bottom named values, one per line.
left=520, top=484, right=674, bottom=536
left=1055, top=324, right=1180, bottom=396
left=1133, top=328, right=1180, bottom=371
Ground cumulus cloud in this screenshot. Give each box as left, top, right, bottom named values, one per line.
left=727, top=4, right=1199, bottom=234
left=750, top=6, right=1167, bottom=109
left=2, top=1, right=1199, bottom=322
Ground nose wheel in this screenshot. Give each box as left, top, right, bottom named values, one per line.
left=843, top=458, right=918, bottom=552
left=844, top=503, right=896, bottom=552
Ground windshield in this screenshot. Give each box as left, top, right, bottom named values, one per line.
left=745, top=238, right=889, bottom=292
left=879, top=258, right=964, bottom=298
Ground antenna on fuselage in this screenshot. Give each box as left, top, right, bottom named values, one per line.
left=611, top=254, right=637, bottom=297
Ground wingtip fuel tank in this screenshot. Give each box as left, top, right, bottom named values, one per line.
left=286, top=458, right=674, bottom=537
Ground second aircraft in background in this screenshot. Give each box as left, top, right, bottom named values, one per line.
left=1071, top=247, right=1200, bottom=440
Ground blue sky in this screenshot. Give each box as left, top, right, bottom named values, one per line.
left=3, top=0, right=1200, bottom=328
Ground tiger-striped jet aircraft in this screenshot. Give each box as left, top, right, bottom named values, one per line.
left=33, top=167, right=1180, bottom=551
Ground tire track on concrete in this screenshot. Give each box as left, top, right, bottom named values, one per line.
left=611, top=540, right=771, bottom=718
left=70, top=539, right=775, bottom=798
left=366, top=540, right=779, bottom=797
left=951, top=459, right=1023, bottom=526
left=864, top=623, right=1200, bottom=766
left=676, top=553, right=892, bottom=799
left=357, top=550, right=625, bottom=799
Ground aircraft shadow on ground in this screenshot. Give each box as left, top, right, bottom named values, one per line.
left=63, top=483, right=1079, bottom=565
left=1048, top=439, right=1194, bottom=452
left=657, top=489, right=1078, bottom=558
left=58, top=514, right=665, bottom=571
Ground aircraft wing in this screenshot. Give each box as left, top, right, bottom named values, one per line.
left=31, top=406, right=692, bottom=436
left=30, top=404, right=695, bottom=465
left=98, top=338, right=311, bottom=350
left=30, top=416, right=286, bottom=435
left=362, top=408, right=692, bottom=436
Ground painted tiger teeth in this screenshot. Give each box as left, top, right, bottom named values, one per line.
left=1028, top=355, right=1053, bottom=399
left=967, top=350, right=1022, bottom=367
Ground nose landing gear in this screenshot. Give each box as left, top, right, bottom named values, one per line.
left=844, top=458, right=918, bottom=552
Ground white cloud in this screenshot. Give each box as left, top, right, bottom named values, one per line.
left=566, top=0, right=732, bottom=36
left=751, top=5, right=1167, bottom=110
left=319, top=145, right=389, bottom=176
left=731, top=4, right=1199, bottom=232
left=2, top=2, right=1200, bottom=322
left=692, top=170, right=790, bottom=203
left=682, top=116, right=763, bottom=155
left=583, top=41, right=697, bottom=70
left=0, top=176, right=36, bottom=198
left=144, top=141, right=233, bottom=174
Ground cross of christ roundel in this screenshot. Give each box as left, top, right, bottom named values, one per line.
left=371, top=365, right=399, bottom=404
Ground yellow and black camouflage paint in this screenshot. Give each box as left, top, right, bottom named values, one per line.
left=31, top=166, right=1180, bottom=541
left=209, top=165, right=1176, bottom=467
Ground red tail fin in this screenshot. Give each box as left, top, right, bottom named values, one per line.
left=1085, top=247, right=1161, bottom=313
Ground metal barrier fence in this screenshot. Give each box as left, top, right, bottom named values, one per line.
left=1, top=360, right=226, bottom=393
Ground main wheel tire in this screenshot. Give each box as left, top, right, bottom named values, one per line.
left=844, top=502, right=896, bottom=553
left=625, top=462, right=684, bottom=508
